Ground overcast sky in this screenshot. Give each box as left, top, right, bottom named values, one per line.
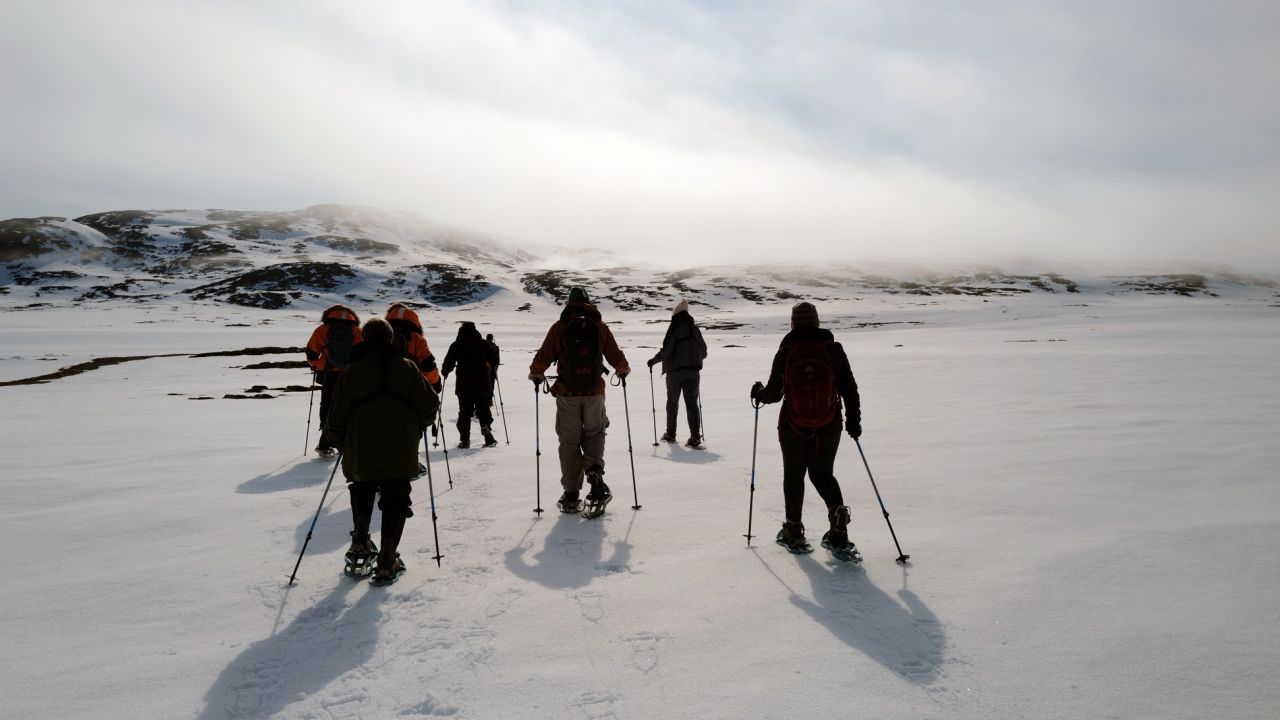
left=3, top=0, right=1278, bottom=268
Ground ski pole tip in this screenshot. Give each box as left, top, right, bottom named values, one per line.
left=895, top=554, right=911, bottom=565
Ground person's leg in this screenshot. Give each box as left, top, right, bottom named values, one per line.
left=663, top=372, right=679, bottom=439
left=555, top=396, right=586, bottom=493
left=580, top=395, right=610, bottom=496
left=477, top=394, right=496, bottom=445
left=805, top=429, right=844, bottom=509
left=682, top=372, right=701, bottom=441
left=375, top=478, right=413, bottom=572
left=317, top=372, right=338, bottom=449
left=348, top=481, right=377, bottom=550
left=778, top=430, right=808, bottom=525
left=455, top=394, right=475, bottom=444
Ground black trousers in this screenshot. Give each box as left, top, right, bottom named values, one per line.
left=349, top=478, right=413, bottom=560
left=456, top=392, right=494, bottom=440
left=664, top=368, right=701, bottom=437
left=778, top=427, right=844, bottom=525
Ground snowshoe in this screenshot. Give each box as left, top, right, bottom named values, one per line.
left=660, top=432, right=677, bottom=443
left=557, top=491, right=582, bottom=514
left=457, top=438, right=470, bottom=449
left=582, top=471, right=612, bottom=519
left=344, top=536, right=378, bottom=578
left=482, top=429, right=498, bottom=447
left=684, top=436, right=703, bottom=449
left=315, top=444, right=337, bottom=459
left=369, top=554, right=406, bottom=586
left=821, top=532, right=863, bottom=563
left=776, top=521, right=813, bottom=554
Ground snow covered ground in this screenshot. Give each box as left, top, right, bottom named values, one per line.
left=2, top=287, right=1278, bottom=719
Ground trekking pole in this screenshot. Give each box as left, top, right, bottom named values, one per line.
left=533, top=378, right=544, bottom=515
left=288, top=450, right=343, bottom=585
left=855, top=437, right=911, bottom=564
left=303, top=370, right=317, bottom=456
left=745, top=398, right=761, bottom=545
left=495, top=375, right=510, bottom=445
left=438, top=376, right=453, bottom=488
left=648, top=367, right=659, bottom=446
left=422, top=430, right=444, bottom=567
left=698, top=389, right=707, bottom=443
left=615, top=374, right=641, bottom=510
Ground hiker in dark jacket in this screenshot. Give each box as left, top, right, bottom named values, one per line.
left=485, top=333, right=501, bottom=395
left=442, top=321, right=500, bottom=448
left=322, top=317, right=438, bottom=585
left=529, top=287, right=630, bottom=513
left=750, top=302, right=861, bottom=556
left=647, top=299, right=708, bottom=447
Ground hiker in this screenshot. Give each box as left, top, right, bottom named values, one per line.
left=441, top=321, right=500, bottom=448
left=749, top=302, right=862, bottom=557
left=485, top=333, right=501, bottom=398
left=305, top=304, right=362, bottom=457
left=386, top=303, right=442, bottom=391
left=647, top=299, right=708, bottom=447
left=529, top=287, right=630, bottom=515
left=322, top=317, right=438, bottom=585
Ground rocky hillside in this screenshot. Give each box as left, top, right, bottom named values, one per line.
left=3, top=204, right=1277, bottom=313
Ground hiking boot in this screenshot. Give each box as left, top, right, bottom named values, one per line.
left=346, top=532, right=378, bottom=559
left=370, top=554, right=405, bottom=585
left=824, top=505, right=852, bottom=547
left=660, top=431, right=677, bottom=443
left=586, top=466, right=611, bottom=501
left=457, top=437, right=470, bottom=449
left=557, top=490, right=581, bottom=513
left=684, top=436, right=703, bottom=448
left=315, top=443, right=336, bottom=458
left=482, top=427, right=498, bottom=447
left=776, top=520, right=812, bottom=553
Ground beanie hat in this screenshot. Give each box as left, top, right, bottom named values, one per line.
left=363, top=317, right=394, bottom=344
left=567, top=286, right=590, bottom=304
left=672, top=299, right=689, bottom=316
left=791, top=302, right=820, bottom=328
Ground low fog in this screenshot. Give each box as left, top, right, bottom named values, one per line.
left=3, top=1, right=1278, bottom=271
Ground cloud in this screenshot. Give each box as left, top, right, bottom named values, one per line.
left=2, top=0, right=1278, bottom=269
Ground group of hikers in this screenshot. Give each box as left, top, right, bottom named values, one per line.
left=303, top=288, right=866, bottom=585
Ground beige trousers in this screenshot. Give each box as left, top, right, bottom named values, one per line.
left=555, top=394, right=609, bottom=491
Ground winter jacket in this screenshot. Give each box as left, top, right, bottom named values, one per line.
left=530, top=302, right=630, bottom=396
left=322, top=342, right=438, bottom=482
left=305, top=305, right=363, bottom=373
left=442, top=322, right=499, bottom=399
left=755, top=326, right=860, bottom=436
left=649, top=311, right=707, bottom=374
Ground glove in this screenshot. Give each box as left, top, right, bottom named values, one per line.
left=750, top=381, right=764, bottom=400
left=646, top=357, right=658, bottom=368
left=617, top=369, right=629, bottom=379
left=846, top=416, right=862, bottom=439
left=529, top=373, right=544, bottom=386
left=430, top=381, right=442, bottom=394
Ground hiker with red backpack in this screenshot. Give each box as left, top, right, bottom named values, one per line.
left=529, top=287, right=631, bottom=517
left=305, top=304, right=363, bottom=457
left=750, top=302, right=863, bottom=561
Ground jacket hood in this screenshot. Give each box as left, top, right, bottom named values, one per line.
left=386, top=304, right=423, bottom=333
left=322, top=304, right=359, bottom=324
left=559, top=301, right=602, bottom=324
left=351, top=340, right=407, bottom=364
left=780, top=326, right=834, bottom=347
left=456, top=321, right=482, bottom=341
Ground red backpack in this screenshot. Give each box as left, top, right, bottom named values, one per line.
left=783, top=340, right=837, bottom=428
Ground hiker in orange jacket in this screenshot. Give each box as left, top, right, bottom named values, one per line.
left=386, top=303, right=442, bottom=390
left=305, top=304, right=363, bottom=456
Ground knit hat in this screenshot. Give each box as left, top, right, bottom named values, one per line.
left=791, top=302, right=820, bottom=328
left=567, top=286, right=590, bottom=304
left=672, top=299, right=689, bottom=316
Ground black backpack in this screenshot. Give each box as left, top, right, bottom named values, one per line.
left=325, top=321, right=356, bottom=371
left=560, top=313, right=603, bottom=393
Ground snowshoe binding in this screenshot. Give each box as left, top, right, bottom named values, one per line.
left=582, top=469, right=612, bottom=519
left=457, top=438, right=470, bottom=449
left=369, top=554, right=406, bottom=586
left=821, top=533, right=863, bottom=563
left=314, top=444, right=337, bottom=459
left=660, top=431, right=677, bottom=443
left=343, top=534, right=378, bottom=578
left=482, top=429, right=498, bottom=448
left=776, top=521, right=813, bottom=554
left=684, top=436, right=703, bottom=449
left=557, top=490, right=582, bottom=514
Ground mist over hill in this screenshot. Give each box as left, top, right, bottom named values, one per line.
left=3, top=204, right=1277, bottom=315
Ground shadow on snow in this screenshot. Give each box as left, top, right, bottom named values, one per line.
left=503, top=512, right=632, bottom=590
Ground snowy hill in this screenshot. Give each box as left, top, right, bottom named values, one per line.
left=1, top=206, right=1279, bottom=719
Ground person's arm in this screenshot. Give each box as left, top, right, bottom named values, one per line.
left=321, top=372, right=352, bottom=445
left=754, top=348, right=787, bottom=404
left=305, top=326, right=326, bottom=371
left=530, top=324, right=561, bottom=378
left=600, top=323, right=630, bottom=376
left=830, top=342, right=861, bottom=435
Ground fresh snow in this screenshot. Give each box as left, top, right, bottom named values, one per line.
left=1, top=285, right=1278, bottom=720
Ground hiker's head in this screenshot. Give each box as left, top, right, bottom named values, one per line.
left=791, top=302, right=820, bottom=329
left=567, top=286, right=590, bottom=305
left=362, top=317, right=394, bottom=345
